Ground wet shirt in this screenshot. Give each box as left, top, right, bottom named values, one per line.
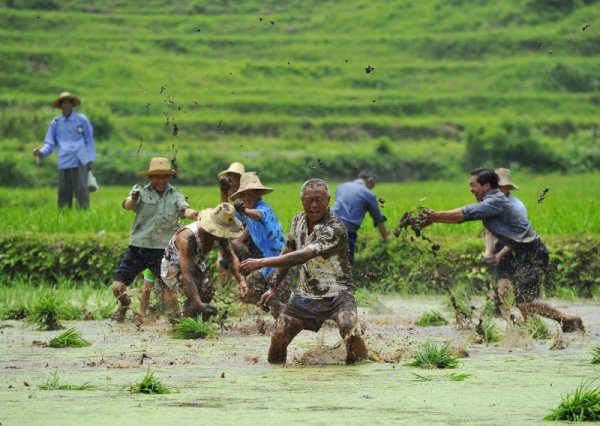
left=40, top=112, right=95, bottom=170
left=236, top=199, right=286, bottom=278
left=126, top=183, right=189, bottom=249
left=163, top=222, right=209, bottom=268
left=462, top=189, right=538, bottom=248
left=287, top=210, right=354, bottom=299
left=332, top=179, right=387, bottom=233
left=508, top=194, right=528, bottom=221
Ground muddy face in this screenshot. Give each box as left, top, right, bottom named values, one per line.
left=149, top=174, right=170, bottom=195
left=469, top=175, right=491, bottom=201
left=236, top=190, right=261, bottom=209
left=301, top=187, right=330, bottom=225
left=224, top=173, right=242, bottom=194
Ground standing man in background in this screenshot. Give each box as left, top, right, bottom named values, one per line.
left=33, top=92, right=95, bottom=209
left=332, top=170, right=388, bottom=264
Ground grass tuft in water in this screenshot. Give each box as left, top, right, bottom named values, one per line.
left=415, top=310, right=449, bottom=327
left=591, top=346, right=600, bottom=365
left=24, top=292, right=65, bottom=330
left=38, top=371, right=95, bottom=391
left=406, top=342, right=459, bottom=369
left=544, top=380, right=600, bottom=421
left=48, top=328, right=92, bottom=348
left=481, top=317, right=502, bottom=344
left=524, top=315, right=550, bottom=340
left=172, top=316, right=217, bottom=340
left=130, top=370, right=171, bottom=395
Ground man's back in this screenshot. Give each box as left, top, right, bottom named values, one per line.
left=333, top=179, right=381, bottom=232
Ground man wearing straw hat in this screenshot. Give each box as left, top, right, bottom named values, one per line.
left=240, top=179, right=368, bottom=364
left=160, top=203, right=248, bottom=318
left=33, top=92, right=95, bottom=209
left=218, top=162, right=245, bottom=202
left=482, top=168, right=528, bottom=319
left=110, top=157, right=199, bottom=322
left=230, top=172, right=293, bottom=318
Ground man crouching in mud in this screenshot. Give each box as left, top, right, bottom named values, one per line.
left=419, top=167, right=584, bottom=333
left=160, top=203, right=248, bottom=318
left=240, top=178, right=368, bottom=364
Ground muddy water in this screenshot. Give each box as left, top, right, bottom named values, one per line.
left=1, top=296, right=598, bottom=425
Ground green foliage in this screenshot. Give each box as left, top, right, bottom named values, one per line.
left=130, top=370, right=172, bottom=395
left=591, top=346, right=600, bottom=365
left=406, top=342, right=459, bottom=369
left=523, top=315, right=550, bottom=340
left=172, top=317, right=218, bottom=340
left=544, top=380, right=600, bottom=421
left=38, top=371, right=95, bottom=391
left=554, top=287, right=578, bottom=302
left=24, top=291, right=65, bottom=330
left=415, top=310, right=449, bottom=327
left=480, top=317, right=502, bottom=344
left=48, top=328, right=92, bottom=348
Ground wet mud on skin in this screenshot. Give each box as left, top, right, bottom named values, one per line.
left=1, top=296, right=598, bottom=425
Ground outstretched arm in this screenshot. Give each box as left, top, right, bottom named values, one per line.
left=240, top=246, right=316, bottom=275
left=423, top=208, right=465, bottom=225
left=220, top=239, right=247, bottom=293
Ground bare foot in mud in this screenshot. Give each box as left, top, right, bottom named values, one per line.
left=110, top=306, right=128, bottom=322
left=561, top=316, right=584, bottom=333
left=345, top=336, right=369, bottom=364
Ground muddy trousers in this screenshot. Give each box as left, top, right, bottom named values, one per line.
left=58, top=164, right=89, bottom=209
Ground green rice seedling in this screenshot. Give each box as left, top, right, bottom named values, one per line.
left=48, top=328, right=92, bottom=348
left=130, top=370, right=171, bottom=395
left=523, top=315, right=550, bottom=340
left=544, top=380, right=600, bottom=421
left=410, top=372, right=434, bottom=382
left=415, top=310, right=449, bottom=327
left=172, top=317, right=218, bottom=340
left=591, top=346, right=600, bottom=365
left=446, top=373, right=473, bottom=381
left=406, top=342, right=459, bottom=369
left=481, top=317, right=502, bottom=344
left=24, top=292, right=65, bottom=330
left=38, top=371, right=95, bottom=391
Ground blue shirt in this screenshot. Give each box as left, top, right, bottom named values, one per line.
left=508, top=194, right=528, bottom=221
left=236, top=199, right=286, bottom=278
left=40, top=112, right=95, bottom=170
left=332, top=179, right=387, bottom=233
left=462, top=189, right=538, bottom=248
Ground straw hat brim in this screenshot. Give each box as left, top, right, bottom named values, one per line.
left=198, top=208, right=244, bottom=239
left=217, top=169, right=243, bottom=178
left=230, top=187, right=273, bottom=200
left=52, top=95, right=81, bottom=108
left=138, top=168, right=180, bottom=177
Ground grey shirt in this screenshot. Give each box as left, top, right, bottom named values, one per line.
left=462, top=189, right=538, bottom=248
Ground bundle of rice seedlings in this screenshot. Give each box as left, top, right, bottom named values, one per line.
left=415, top=310, right=449, bottom=327
left=406, top=342, right=459, bottom=369
left=591, top=346, right=600, bottom=364
left=130, top=370, right=171, bottom=394
left=544, top=380, right=600, bottom=421
left=172, top=316, right=217, bottom=340
left=523, top=315, right=550, bottom=340
left=24, top=293, right=65, bottom=330
left=48, top=328, right=92, bottom=348
left=38, top=371, right=95, bottom=391
left=481, top=317, right=502, bottom=344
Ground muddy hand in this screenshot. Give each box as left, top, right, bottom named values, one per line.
left=130, top=189, right=141, bottom=201
left=240, top=258, right=261, bottom=275
left=233, top=199, right=246, bottom=214
left=238, top=280, right=249, bottom=297
left=416, top=208, right=435, bottom=229
left=259, top=287, right=277, bottom=309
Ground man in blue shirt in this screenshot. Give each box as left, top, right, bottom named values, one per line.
left=332, top=170, right=388, bottom=264
left=420, top=167, right=584, bottom=333
left=231, top=172, right=292, bottom=318
left=33, top=92, right=95, bottom=209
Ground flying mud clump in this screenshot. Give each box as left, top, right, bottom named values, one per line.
left=393, top=206, right=441, bottom=255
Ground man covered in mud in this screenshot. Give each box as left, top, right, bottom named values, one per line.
left=160, top=203, right=248, bottom=318
left=420, top=167, right=584, bottom=332
left=230, top=172, right=293, bottom=318
left=332, top=169, right=388, bottom=264
left=110, top=158, right=199, bottom=322
left=240, top=178, right=368, bottom=364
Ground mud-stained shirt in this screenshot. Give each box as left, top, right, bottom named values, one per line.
left=286, top=210, right=354, bottom=299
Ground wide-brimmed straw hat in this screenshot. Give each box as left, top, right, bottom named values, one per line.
left=495, top=168, right=519, bottom=190
left=217, top=162, right=245, bottom=178
left=52, top=92, right=81, bottom=108
left=198, top=203, right=244, bottom=239
left=138, top=157, right=177, bottom=176
left=230, top=172, right=273, bottom=200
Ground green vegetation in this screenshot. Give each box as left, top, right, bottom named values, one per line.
left=38, top=371, right=96, bottom=391
left=406, top=342, right=459, bottom=369
left=172, top=317, right=218, bottom=340
left=0, top=0, right=599, bottom=186
left=446, top=373, right=473, bottom=382
left=523, top=315, right=551, bottom=340
left=479, top=317, right=502, bottom=344
left=544, top=381, right=600, bottom=422
left=24, top=291, right=64, bottom=330
left=130, top=370, right=172, bottom=395
left=415, top=310, right=449, bottom=327
left=48, top=328, right=92, bottom=348
left=591, top=346, right=600, bottom=365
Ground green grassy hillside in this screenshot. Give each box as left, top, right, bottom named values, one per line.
left=0, top=0, right=599, bottom=185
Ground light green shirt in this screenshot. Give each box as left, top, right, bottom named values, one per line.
left=125, top=183, right=190, bottom=249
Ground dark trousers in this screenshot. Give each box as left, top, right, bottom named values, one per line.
left=347, top=231, right=357, bottom=265
left=58, top=164, right=89, bottom=209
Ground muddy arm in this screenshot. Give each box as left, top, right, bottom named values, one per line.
left=426, top=208, right=465, bottom=224
left=178, top=232, right=204, bottom=307
left=240, top=246, right=316, bottom=275
left=484, top=229, right=495, bottom=257
left=221, top=240, right=247, bottom=290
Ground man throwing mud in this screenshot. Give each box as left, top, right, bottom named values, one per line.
left=161, top=203, right=247, bottom=318
left=420, top=167, right=584, bottom=332
left=240, top=178, right=368, bottom=364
